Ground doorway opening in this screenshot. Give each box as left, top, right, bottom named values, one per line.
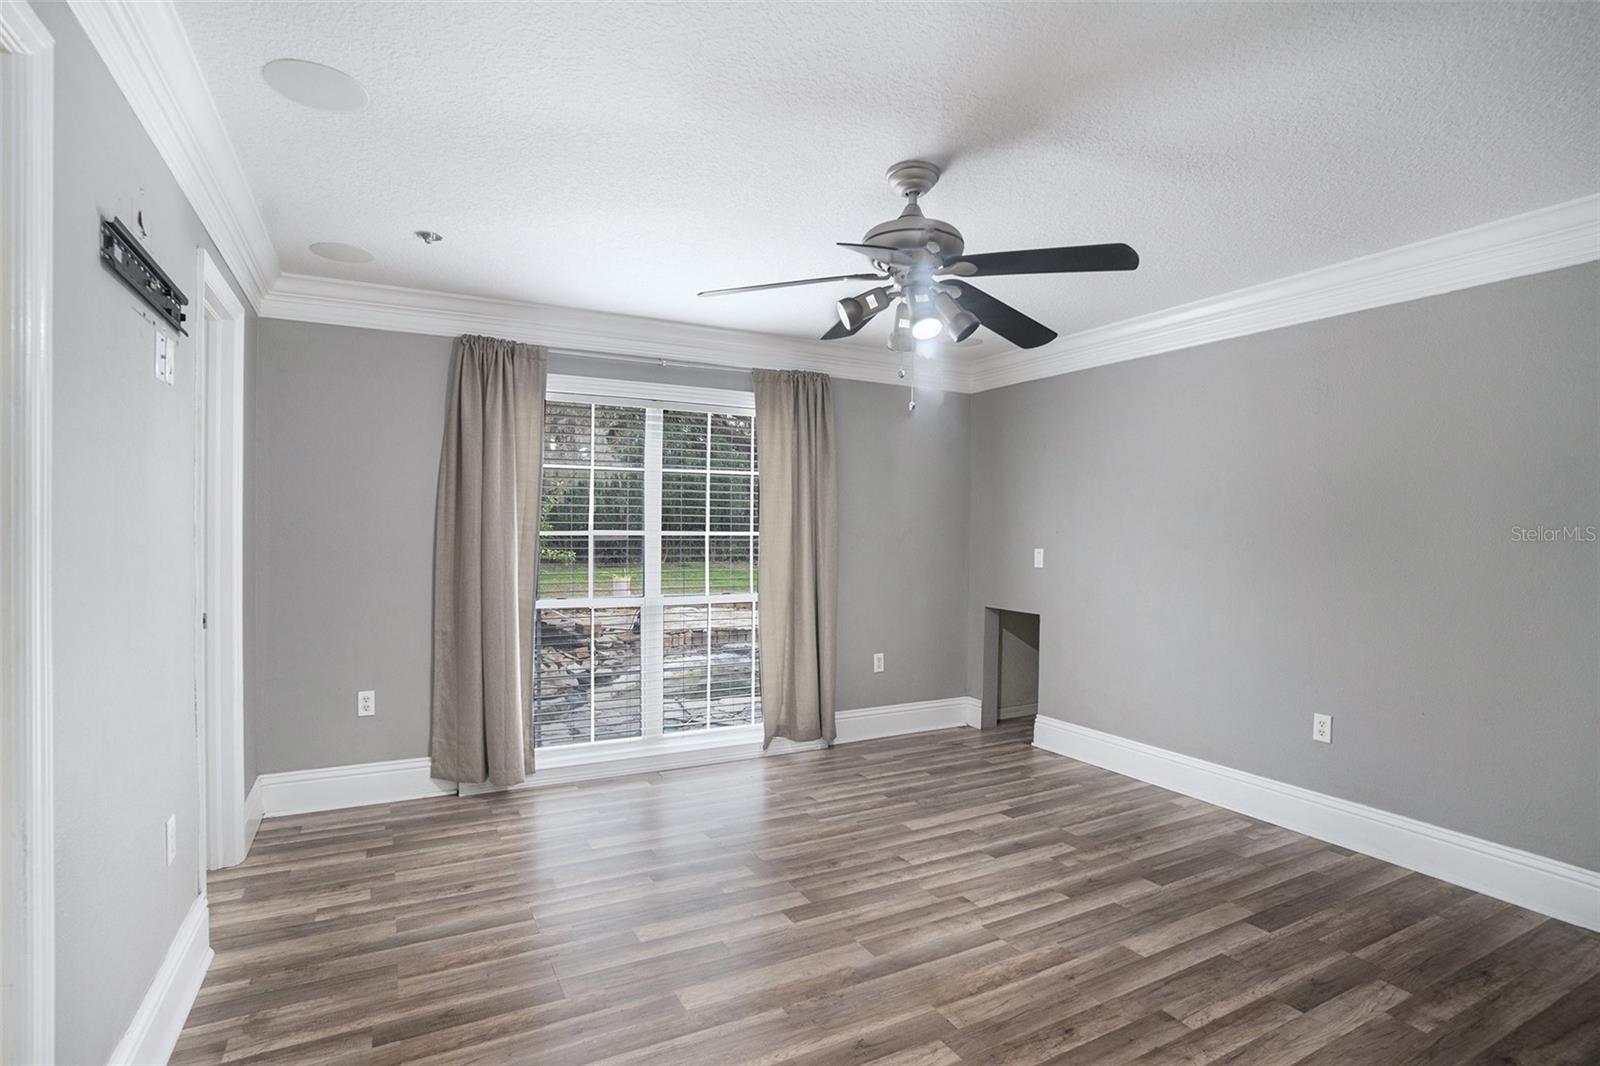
left=980, top=608, right=1040, bottom=729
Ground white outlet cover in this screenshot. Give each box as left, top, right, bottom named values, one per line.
left=1033, top=548, right=1045, bottom=568
left=1312, top=713, right=1332, bottom=743
left=165, top=814, right=177, bottom=865
left=358, top=689, right=376, bottom=717
left=872, top=653, right=885, bottom=673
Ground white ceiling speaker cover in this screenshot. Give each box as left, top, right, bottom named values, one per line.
left=261, top=59, right=368, bottom=112
left=309, top=241, right=374, bottom=264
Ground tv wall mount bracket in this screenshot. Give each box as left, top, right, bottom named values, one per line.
left=99, top=216, right=189, bottom=335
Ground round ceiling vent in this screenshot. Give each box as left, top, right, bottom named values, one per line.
left=309, top=241, right=374, bottom=264
left=262, top=59, right=368, bottom=112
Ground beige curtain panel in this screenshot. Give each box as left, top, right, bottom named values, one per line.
left=753, top=369, right=839, bottom=749
left=429, top=335, right=546, bottom=785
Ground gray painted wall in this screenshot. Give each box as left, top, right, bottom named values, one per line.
left=834, top=379, right=971, bottom=709
left=968, top=262, right=1600, bottom=868
left=253, top=322, right=448, bottom=772
left=251, top=321, right=970, bottom=773
left=40, top=4, right=258, bottom=1060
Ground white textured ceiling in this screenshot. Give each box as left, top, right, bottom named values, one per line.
left=177, top=1, right=1599, bottom=354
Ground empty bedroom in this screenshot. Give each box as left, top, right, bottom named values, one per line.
left=1, top=1, right=1596, bottom=1064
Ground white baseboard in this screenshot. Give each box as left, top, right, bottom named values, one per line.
left=836, top=696, right=982, bottom=742
left=463, top=698, right=979, bottom=796
left=253, top=697, right=980, bottom=815
left=461, top=725, right=798, bottom=795
left=254, top=757, right=456, bottom=817
left=243, top=776, right=264, bottom=850
left=107, top=894, right=213, bottom=1066
left=1032, top=716, right=1600, bottom=932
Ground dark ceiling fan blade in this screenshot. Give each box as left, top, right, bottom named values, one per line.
left=697, top=272, right=886, bottom=297
left=820, top=317, right=866, bottom=341
left=948, top=282, right=1058, bottom=349
left=837, top=242, right=921, bottom=266
left=943, top=242, right=1139, bottom=277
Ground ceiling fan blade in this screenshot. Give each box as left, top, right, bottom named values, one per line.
left=820, top=317, right=866, bottom=341
left=943, top=243, right=1139, bottom=277
left=837, top=242, right=921, bottom=266
left=698, top=272, right=886, bottom=297
left=948, top=282, right=1058, bottom=349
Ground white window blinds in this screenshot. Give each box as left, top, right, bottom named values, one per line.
left=533, top=385, right=761, bottom=748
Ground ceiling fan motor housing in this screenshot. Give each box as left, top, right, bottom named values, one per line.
left=862, top=208, right=965, bottom=267
left=865, top=159, right=965, bottom=269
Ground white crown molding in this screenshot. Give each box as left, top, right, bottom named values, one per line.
left=1033, top=716, right=1600, bottom=932
left=261, top=272, right=967, bottom=390
left=259, top=193, right=1596, bottom=394
left=68, top=0, right=278, bottom=310
left=967, top=194, right=1600, bottom=391
left=106, top=894, right=213, bottom=1066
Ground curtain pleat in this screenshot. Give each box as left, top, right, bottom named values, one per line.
left=753, top=369, right=838, bottom=748
left=429, top=335, right=545, bottom=785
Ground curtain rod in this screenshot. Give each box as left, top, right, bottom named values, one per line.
left=544, top=346, right=751, bottom=375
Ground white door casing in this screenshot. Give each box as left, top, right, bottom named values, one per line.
left=0, top=2, right=56, bottom=1061
left=195, top=247, right=248, bottom=870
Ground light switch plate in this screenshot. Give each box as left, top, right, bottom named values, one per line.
left=1033, top=548, right=1045, bottom=568
left=358, top=689, right=376, bottom=717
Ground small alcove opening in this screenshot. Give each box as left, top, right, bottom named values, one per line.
left=980, top=608, right=1040, bottom=730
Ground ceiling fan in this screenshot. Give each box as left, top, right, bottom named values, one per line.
left=697, top=159, right=1139, bottom=351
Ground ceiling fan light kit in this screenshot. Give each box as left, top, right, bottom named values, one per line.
left=888, top=300, right=916, bottom=352
left=933, top=289, right=980, bottom=342
left=908, top=289, right=944, bottom=340
left=698, top=158, right=1141, bottom=355
left=837, top=285, right=893, bottom=330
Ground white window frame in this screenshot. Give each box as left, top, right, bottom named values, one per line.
left=531, top=374, right=762, bottom=765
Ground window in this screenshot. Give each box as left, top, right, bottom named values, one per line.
left=533, top=386, right=760, bottom=749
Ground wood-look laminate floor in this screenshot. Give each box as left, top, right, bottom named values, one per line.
left=174, top=721, right=1600, bottom=1065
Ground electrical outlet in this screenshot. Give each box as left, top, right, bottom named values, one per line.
left=164, top=814, right=176, bottom=866
left=872, top=652, right=885, bottom=674
left=1312, top=713, right=1332, bottom=744
left=1033, top=548, right=1045, bottom=569
left=358, top=689, right=376, bottom=717
left=153, top=330, right=169, bottom=383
